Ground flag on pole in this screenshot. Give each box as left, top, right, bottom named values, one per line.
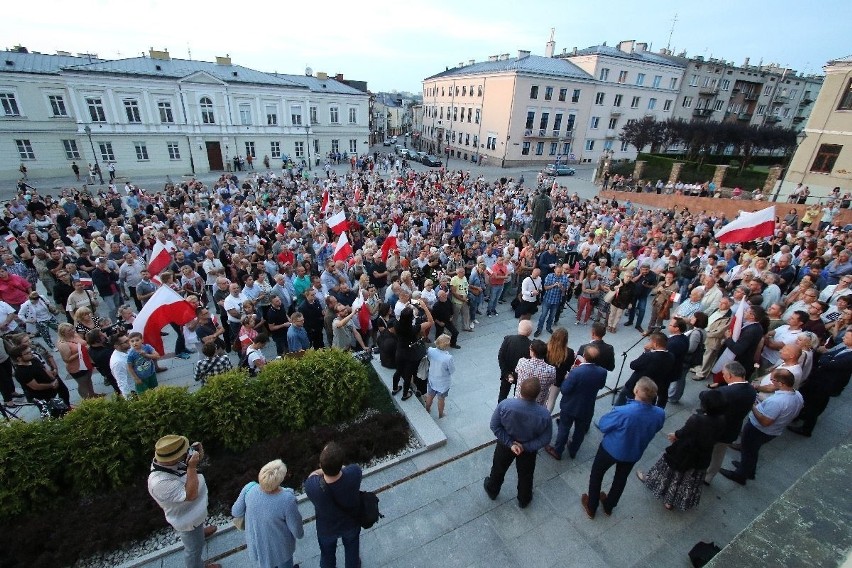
left=712, top=298, right=746, bottom=374
left=3, top=234, right=15, bottom=245
left=332, top=231, right=352, bottom=262
left=131, top=286, right=197, bottom=355
left=321, top=189, right=330, bottom=214
left=327, top=210, right=349, bottom=235
left=381, top=224, right=398, bottom=261
left=148, top=240, right=175, bottom=279
left=714, top=206, right=776, bottom=244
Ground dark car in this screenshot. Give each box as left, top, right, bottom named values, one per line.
left=422, top=155, right=442, bottom=167
left=544, top=164, right=576, bottom=176
left=416, top=151, right=428, bottom=163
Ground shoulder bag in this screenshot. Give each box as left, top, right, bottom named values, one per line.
left=320, top=477, right=383, bottom=529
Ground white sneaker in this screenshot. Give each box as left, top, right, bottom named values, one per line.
left=473, top=319, right=480, bottom=325
left=469, top=324, right=475, bottom=331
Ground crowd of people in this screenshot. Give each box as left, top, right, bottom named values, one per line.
left=1, top=152, right=851, bottom=566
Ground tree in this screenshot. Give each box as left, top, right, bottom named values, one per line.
left=619, top=117, right=666, bottom=154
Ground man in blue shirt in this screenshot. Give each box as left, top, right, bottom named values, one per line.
left=535, top=264, right=569, bottom=337
left=582, top=377, right=665, bottom=518
left=484, top=379, right=553, bottom=508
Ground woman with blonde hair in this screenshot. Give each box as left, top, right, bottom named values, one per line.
left=425, top=334, right=455, bottom=418
left=56, top=322, right=98, bottom=399
left=544, top=327, right=575, bottom=412
left=73, top=306, right=111, bottom=339
left=231, top=459, right=304, bottom=568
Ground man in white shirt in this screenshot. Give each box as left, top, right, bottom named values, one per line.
left=761, top=312, right=805, bottom=367
left=201, top=250, right=224, bottom=303
left=223, top=283, right=245, bottom=341
left=109, top=333, right=134, bottom=397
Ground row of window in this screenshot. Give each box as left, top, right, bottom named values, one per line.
left=424, top=105, right=481, bottom=124
left=593, top=92, right=672, bottom=111
left=523, top=111, right=578, bottom=133
left=529, top=86, right=582, bottom=103
left=520, top=138, right=631, bottom=156
left=598, top=69, right=674, bottom=90
left=425, top=84, right=484, bottom=98
left=0, top=92, right=358, bottom=127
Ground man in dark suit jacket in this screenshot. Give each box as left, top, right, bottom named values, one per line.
left=660, top=317, right=690, bottom=408
left=578, top=322, right=615, bottom=372
left=721, top=305, right=765, bottom=378
left=497, top=320, right=533, bottom=402
left=546, top=346, right=608, bottom=459
left=703, top=361, right=756, bottom=484
left=789, top=329, right=852, bottom=437
left=615, top=332, right=674, bottom=407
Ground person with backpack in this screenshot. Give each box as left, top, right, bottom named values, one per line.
left=242, top=334, right=269, bottom=376
left=669, top=312, right=708, bottom=404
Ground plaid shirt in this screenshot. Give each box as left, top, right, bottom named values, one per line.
left=514, top=357, right=557, bottom=406
left=542, top=273, right=569, bottom=305
left=194, top=354, right=233, bottom=383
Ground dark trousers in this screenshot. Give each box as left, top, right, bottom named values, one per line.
left=654, top=380, right=672, bottom=409
left=553, top=412, right=590, bottom=458
left=228, top=321, right=242, bottom=352
left=498, top=376, right=514, bottom=402
left=796, top=382, right=831, bottom=434
left=0, top=358, right=16, bottom=401
left=129, top=286, right=142, bottom=311
left=734, top=421, right=776, bottom=481
left=435, top=321, right=459, bottom=346
left=587, top=445, right=636, bottom=514
left=485, top=442, right=537, bottom=505
left=307, top=327, right=324, bottom=350
left=272, top=333, right=288, bottom=357
left=393, top=354, right=419, bottom=395
left=627, top=294, right=649, bottom=326
left=318, top=527, right=360, bottom=568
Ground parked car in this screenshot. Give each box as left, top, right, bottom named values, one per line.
left=422, top=155, right=442, bottom=167
left=382, top=139, right=392, bottom=146
left=416, top=151, right=428, bottom=163
left=544, top=164, right=576, bottom=176
left=394, top=145, right=404, bottom=155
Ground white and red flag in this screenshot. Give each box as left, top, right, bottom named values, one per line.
left=321, top=189, right=330, bottom=214
left=381, top=224, right=398, bottom=261
left=332, top=232, right=353, bottom=262
left=131, top=286, right=196, bottom=355
left=714, top=206, right=775, bottom=244
left=327, top=210, right=349, bottom=235
left=711, top=297, right=746, bottom=374
left=148, top=240, right=176, bottom=280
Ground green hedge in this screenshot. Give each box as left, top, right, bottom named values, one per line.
left=0, top=349, right=369, bottom=519
left=610, top=152, right=768, bottom=188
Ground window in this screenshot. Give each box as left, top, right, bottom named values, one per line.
left=652, top=75, right=662, bottom=88
left=630, top=96, right=640, bottom=109
left=599, top=68, right=610, bottom=81
left=539, top=112, right=549, bottom=131
left=617, top=70, right=628, bottom=84
left=608, top=117, right=618, bottom=129
left=15, top=139, right=34, bottom=159
left=62, top=139, right=81, bottom=160
left=720, top=79, right=730, bottom=91
left=562, top=142, right=570, bottom=154
left=270, top=141, right=281, bottom=159
left=838, top=79, right=852, bottom=110
left=714, top=100, right=724, bottom=111
left=572, top=89, right=580, bottom=103
left=475, top=109, right=480, bottom=124
left=669, top=77, right=678, bottom=90
left=478, top=85, right=483, bottom=96
left=98, top=142, right=115, bottom=161
left=460, top=108, right=465, bottom=122
left=464, top=133, right=470, bottom=146
left=245, top=141, right=256, bottom=158
left=535, top=142, right=544, bottom=155
left=783, top=107, right=791, bottom=118
left=266, top=105, right=278, bottom=126
left=690, top=74, right=699, bottom=87
left=200, top=97, right=215, bottom=124
left=585, top=139, right=595, bottom=151
left=473, top=135, right=478, bottom=148
left=486, top=135, right=497, bottom=150
left=648, top=98, right=657, bottom=110
left=291, top=105, right=303, bottom=126
left=681, top=96, right=693, bottom=108
left=134, top=142, right=149, bottom=161
left=763, top=85, right=773, bottom=97
left=167, top=142, right=181, bottom=160
left=613, top=94, right=623, bottom=107
left=455, top=86, right=459, bottom=96
left=313, top=139, right=319, bottom=154
left=294, top=141, right=304, bottom=158
left=310, top=106, right=318, bottom=125
left=663, top=99, right=673, bottom=111
left=595, top=92, right=605, bottom=105
left=530, top=85, right=539, bottom=99
left=553, top=113, right=563, bottom=132
left=558, top=88, right=567, bottom=102
left=544, top=86, right=553, bottom=100
left=158, top=101, right=174, bottom=123
left=349, top=139, right=358, bottom=153
left=566, top=113, right=576, bottom=131
left=239, top=103, right=252, bottom=125
left=549, top=142, right=557, bottom=156
left=811, top=144, right=842, bottom=173
left=329, top=107, right=339, bottom=124
left=121, top=99, right=140, bottom=123
left=590, top=116, right=600, bottom=129
left=521, top=142, right=530, bottom=155
left=620, top=140, right=629, bottom=151
left=348, top=107, right=357, bottom=124
left=756, top=105, right=767, bottom=116
left=525, top=111, right=535, bottom=130
left=0, top=93, right=20, bottom=116
left=636, top=73, right=646, bottom=86
left=49, top=95, right=67, bottom=117
left=86, top=97, right=106, bottom=122
left=453, top=106, right=458, bottom=121
left=462, top=86, right=467, bottom=96
left=603, top=140, right=614, bottom=151
left=331, top=139, right=339, bottom=153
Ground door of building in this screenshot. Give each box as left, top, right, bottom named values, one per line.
left=205, top=142, right=224, bottom=171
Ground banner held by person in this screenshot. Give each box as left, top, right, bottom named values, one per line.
left=714, top=206, right=776, bottom=244
left=131, top=286, right=196, bottom=355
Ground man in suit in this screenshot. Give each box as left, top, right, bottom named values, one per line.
left=788, top=329, right=852, bottom=437
left=695, top=296, right=732, bottom=380
left=720, top=305, right=765, bottom=379
left=614, top=332, right=674, bottom=407
left=578, top=322, right=615, bottom=372
left=660, top=317, right=689, bottom=408
left=497, top=319, right=533, bottom=402
left=545, top=346, right=607, bottom=460
left=703, top=361, right=757, bottom=484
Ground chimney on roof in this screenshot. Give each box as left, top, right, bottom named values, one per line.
left=488, top=55, right=499, bottom=62
left=501, top=53, right=510, bottom=60
left=469, top=59, right=475, bottom=66
left=743, top=57, right=750, bottom=67
left=56, top=50, right=71, bottom=56
left=215, top=55, right=232, bottom=66
left=636, top=42, right=647, bottom=52
left=617, top=40, right=635, bottom=54
left=518, top=50, right=531, bottom=59
left=572, top=46, right=578, bottom=55
left=458, top=61, right=464, bottom=68
left=335, top=73, right=344, bottom=81
left=149, top=48, right=170, bottom=61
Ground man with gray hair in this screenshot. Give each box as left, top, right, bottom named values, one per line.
left=675, top=287, right=704, bottom=319
left=497, top=320, right=533, bottom=402
left=702, top=361, right=756, bottom=484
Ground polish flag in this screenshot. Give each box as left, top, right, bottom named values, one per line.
left=381, top=224, right=398, bottom=261
left=321, top=189, right=330, bottom=214
left=148, top=240, right=175, bottom=278
left=712, top=298, right=746, bottom=374
left=3, top=234, right=15, bottom=245
left=79, top=276, right=93, bottom=289
left=354, top=185, right=362, bottom=203
left=714, top=206, right=775, bottom=244
left=333, top=232, right=352, bottom=262
left=327, top=210, right=349, bottom=235
left=131, top=286, right=196, bottom=355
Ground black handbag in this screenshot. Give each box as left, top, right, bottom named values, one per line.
left=321, top=479, right=383, bottom=529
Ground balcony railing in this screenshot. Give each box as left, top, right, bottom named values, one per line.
left=799, top=98, right=814, bottom=106
left=737, top=112, right=753, bottom=121
left=698, top=86, right=719, bottom=96
left=792, top=116, right=806, bottom=123
left=744, top=93, right=758, bottom=101
left=693, top=108, right=714, bottom=117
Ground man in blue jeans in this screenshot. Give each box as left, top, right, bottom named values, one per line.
left=486, top=256, right=510, bottom=317
left=305, top=442, right=362, bottom=568
left=625, top=263, right=657, bottom=333
left=534, top=264, right=568, bottom=337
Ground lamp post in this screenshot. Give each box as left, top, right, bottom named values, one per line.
left=772, top=130, right=807, bottom=202
left=83, top=125, right=104, bottom=185
left=303, top=124, right=312, bottom=170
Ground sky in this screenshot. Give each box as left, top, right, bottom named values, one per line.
left=3, top=0, right=850, bottom=93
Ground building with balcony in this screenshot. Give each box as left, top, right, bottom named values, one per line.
left=0, top=47, right=369, bottom=181
left=780, top=56, right=852, bottom=199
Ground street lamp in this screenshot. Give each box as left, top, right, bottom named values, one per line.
left=772, top=130, right=808, bottom=202
left=83, top=125, right=104, bottom=185
left=303, top=124, right=312, bottom=171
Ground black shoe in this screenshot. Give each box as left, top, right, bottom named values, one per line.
left=635, top=325, right=644, bottom=333
left=731, top=461, right=756, bottom=479
left=10, top=392, right=25, bottom=399
left=787, top=424, right=812, bottom=437
left=451, top=344, right=461, bottom=349
left=624, top=320, right=634, bottom=326
left=483, top=477, right=498, bottom=500
left=401, top=391, right=413, bottom=401
left=391, top=386, right=402, bottom=395
left=534, top=330, right=542, bottom=338
left=719, top=468, right=746, bottom=486
left=518, top=498, right=530, bottom=509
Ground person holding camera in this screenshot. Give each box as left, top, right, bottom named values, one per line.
left=148, top=435, right=221, bottom=568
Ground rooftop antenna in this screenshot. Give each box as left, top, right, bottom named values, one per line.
left=549, top=28, right=555, bottom=42
left=666, top=12, right=678, bottom=51
left=187, top=44, right=192, bottom=60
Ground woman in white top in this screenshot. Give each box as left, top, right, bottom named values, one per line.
left=425, top=334, right=456, bottom=418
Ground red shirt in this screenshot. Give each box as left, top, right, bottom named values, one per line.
left=488, top=263, right=509, bottom=286
left=0, top=273, right=31, bottom=305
